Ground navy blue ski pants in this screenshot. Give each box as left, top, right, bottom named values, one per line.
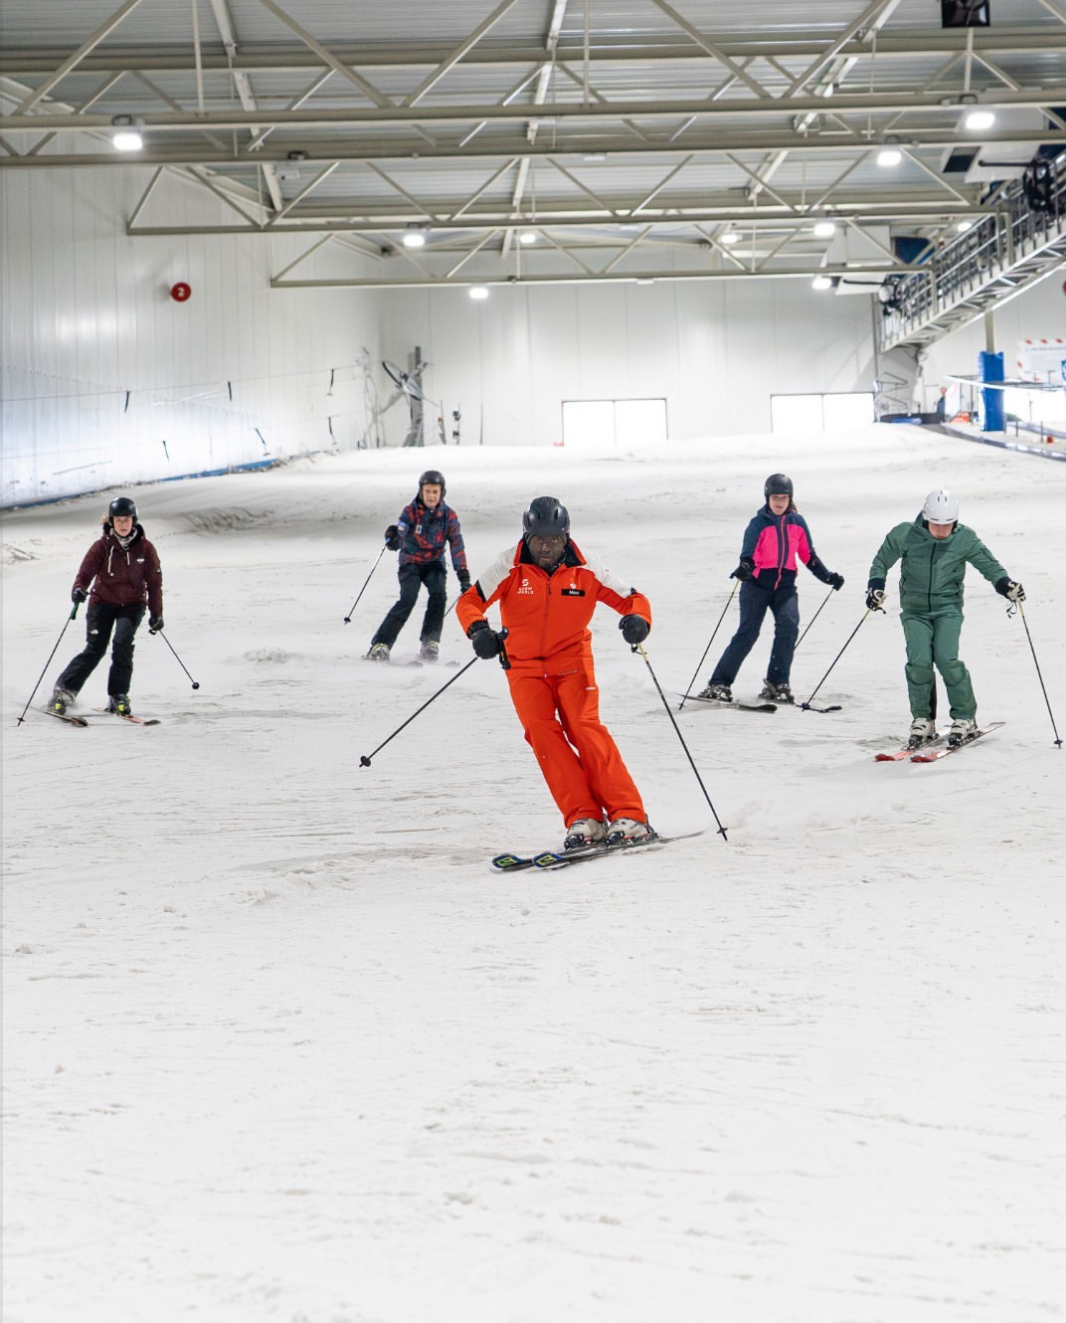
left=710, top=580, right=800, bottom=688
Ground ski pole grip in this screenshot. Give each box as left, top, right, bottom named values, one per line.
left=497, top=627, right=511, bottom=671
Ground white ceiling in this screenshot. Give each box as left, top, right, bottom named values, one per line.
left=2, top=0, right=1064, bottom=287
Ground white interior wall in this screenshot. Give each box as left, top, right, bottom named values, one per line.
left=377, top=279, right=878, bottom=448
left=1, top=165, right=380, bottom=506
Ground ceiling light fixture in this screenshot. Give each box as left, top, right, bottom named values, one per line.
left=877, top=137, right=903, bottom=168
left=813, top=220, right=836, bottom=238
left=956, top=219, right=974, bottom=232
left=469, top=286, right=489, bottom=300
left=811, top=275, right=833, bottom=291
left=518, top=231, right=538, bottom=245
left=402, top=225, right=428, bottom=249
left=720, top=229, right=741, bottom=246
left=110, top=114, right=143, bottom=152
left=964, top=109, right=996, bottom=131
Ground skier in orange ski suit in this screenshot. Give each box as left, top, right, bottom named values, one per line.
left=456, top=496, right=653, bottom=851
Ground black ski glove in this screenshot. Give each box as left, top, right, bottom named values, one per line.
left=995, top=577, right=1025, bottom=603
left=731, top=560, right=754, bottom=582
left=148, top=615, right=164, bottom=634
left=457, top=572, right=471, bottom=593
left=866, top=586, right=886, bottom=611
left=826, top=572, right=845, bottom=591
left=384, top=524, right=401, bottom=552
left=468, top=620, right=504, bottom=659
left=619, top=614, right=650, bottom=645
left=72, top=586, right=88, bottom=603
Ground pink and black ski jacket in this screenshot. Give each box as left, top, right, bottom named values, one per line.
left=737, top=505, right=836, bottom=591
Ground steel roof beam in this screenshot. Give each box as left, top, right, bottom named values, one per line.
left=6, top=87, right=1062, bottom=135
left=9, top=126, right=1060, bottom=170
left=3, top=32, right=1063, bottom=78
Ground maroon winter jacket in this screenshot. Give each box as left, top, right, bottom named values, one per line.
left=74, top=522, right=163, bottom=617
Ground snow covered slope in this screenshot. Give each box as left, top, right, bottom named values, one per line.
left=3, top=427, right=1063, bottom=1322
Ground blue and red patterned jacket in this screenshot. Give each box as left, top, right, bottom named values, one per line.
left=738, top=504, right=836, bottom=591
left=395, top=495, right=469, bottom=577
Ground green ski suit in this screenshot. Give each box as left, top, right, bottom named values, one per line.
left=868, top=517, right=1009, bottom=721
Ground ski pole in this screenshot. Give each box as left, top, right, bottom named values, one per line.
left=794, top=586, right=835, bottom=652
left=15, top=601, right=81, bottom=726
left=633, top=642, right=729, bottom=841
left=360, top=629, right=508, bottom=766
left=799, top=608, right=877, bottom=713
left=343, top=544, right=387, bottom=624
left=1013, top=601, right=1062, bottom=747
left=679, top=581, right=738, bottom=711
left=151, top=626, right=201, bottom=689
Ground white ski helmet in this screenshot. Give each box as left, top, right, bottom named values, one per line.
left=922, top=489, right=959, bottom=525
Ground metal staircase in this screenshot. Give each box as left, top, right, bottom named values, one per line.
left=878, top=159, right=1066, bottom=354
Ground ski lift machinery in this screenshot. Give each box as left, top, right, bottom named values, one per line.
left=380, top=348, right=459, bottom=446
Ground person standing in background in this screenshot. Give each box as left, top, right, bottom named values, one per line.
left=366, top=469, right=469, bottom=663
left=49, top=495, right=163, bottom=718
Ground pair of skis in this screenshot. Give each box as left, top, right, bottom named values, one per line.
left=874, top=721, right=1003, bottom=763
left=492, top=829, right=703, bottom=873
left=679, top=692, right=777, bottom=714
left=41, top=707, right=160, bottom=727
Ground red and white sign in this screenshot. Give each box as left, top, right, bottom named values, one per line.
left=1017, top=338, right=1065, bottom=383
left=170, top=282, right=192, bottom=302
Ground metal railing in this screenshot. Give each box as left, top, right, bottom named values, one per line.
left=878, top=154, right=1066, bottom=351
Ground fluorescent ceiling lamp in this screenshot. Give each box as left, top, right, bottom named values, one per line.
left=877, top=145, right=903, bottom=167
left=964, top=110, right=996, bottom=131
left=112, top=130, right=143, bottom=151
left=812, top=275, right=833, bottom=291
left=469, top=286, right=489, bottom=300
left=518, top=231, right=538, bottom=245
left=813, top=221, right=836, bottom=238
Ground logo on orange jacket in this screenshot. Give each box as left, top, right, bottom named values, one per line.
left=517, top=577, right=534, bottom=595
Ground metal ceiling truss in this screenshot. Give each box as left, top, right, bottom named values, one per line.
left=1, top=0, right=1064, bottom=294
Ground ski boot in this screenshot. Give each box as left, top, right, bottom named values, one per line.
left=365, top=642, right=390, bottom=662
left=107, top=693, right=132, bottom=716
left=606, top=818, right=654, bottom=847
left=49, top=687, right=74, bottom=715
left=759, top=680, right=794, bottom=704
left=907, top=717, right=935, bottom=749
left=419, top=640, right=440, bottom=663
left=948, top=716, right=977, bottom=746
left=696, top=683, right=732, bottom=702
left=563, top=818, right=607, bottom=852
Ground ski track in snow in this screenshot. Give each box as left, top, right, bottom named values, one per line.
left=3, top=430, right=1064, bottom=1323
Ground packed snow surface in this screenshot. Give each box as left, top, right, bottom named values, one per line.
left=3, top=427, right=1063, bottom=1323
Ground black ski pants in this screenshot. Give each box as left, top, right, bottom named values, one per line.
left=372, top=561, right=447, bottom=649
left=710, top=579, right=800, bottom=688
left=56, top=601, right=145, bottom=698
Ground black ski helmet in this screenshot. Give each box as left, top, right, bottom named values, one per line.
left=764, top=473, right=793, bottom=499
left=523, top=496, right=571, bottom=540
left=419, top=469, right=446, bottom=498
left=108, top=495, right=138, bottom=522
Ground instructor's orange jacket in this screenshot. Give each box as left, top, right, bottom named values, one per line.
left=456, top=539, right=651, bottom=666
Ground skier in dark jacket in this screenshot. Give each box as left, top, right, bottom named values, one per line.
left=50, top=495, right=164, bottom=718
left=866, top=488, right=1024, bottom=747
left=698, top=474, right=844, bottom=704
left=365, top=470, right=470, bottom=663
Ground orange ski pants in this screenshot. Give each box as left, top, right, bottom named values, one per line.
left=506, top=651, right=645, bottom=827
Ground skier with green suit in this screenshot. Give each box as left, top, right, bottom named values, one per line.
left=866, top=489, right=1025, bottom=748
